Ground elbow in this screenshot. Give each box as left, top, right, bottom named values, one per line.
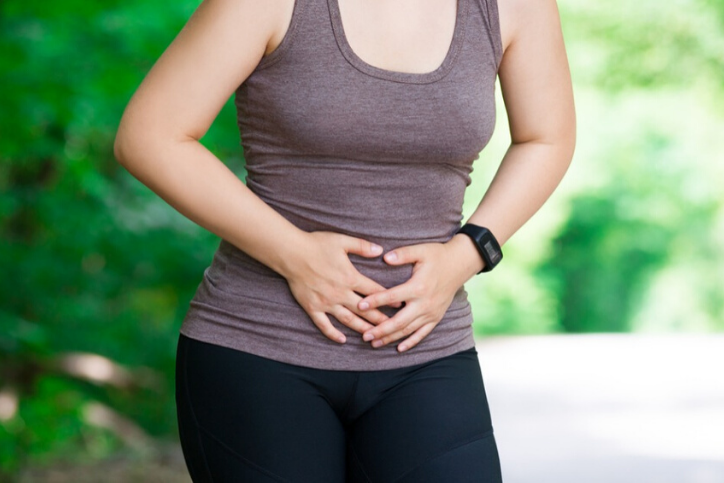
left=113, top=104, right=157, bottom=167
left=113, top=116, right=135, bottom=167
left=562, top=127, right=576, bottom=165
left=113, top=130, right=128, bottom=166
left=113, top=117, right=158, bottom=168
left=511, top=129, right=576, bottom=166
left=552, top=107, right=577, bottom=168
left=563, top=118, right=577, bottom=168
left=113, top=114, right=196, bottom=168
left=553, top=132, right=576, bottom=176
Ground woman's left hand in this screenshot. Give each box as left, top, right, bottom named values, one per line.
left=357, top=235, right=482, bottom=352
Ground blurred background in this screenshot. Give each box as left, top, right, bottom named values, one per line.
left=1, top=0, right=723, bottom=481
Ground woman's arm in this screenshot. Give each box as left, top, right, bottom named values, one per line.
left=453, top=0, right=576, bottom=259
left=115, top=0, right=396, bottom=343
left=356, top=0, right=576, bottom=351
left=115, top=0, right=298, bottom=273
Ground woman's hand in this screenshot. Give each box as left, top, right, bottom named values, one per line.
left=355, top=235, right=483, bottom=352
left=283, top=231, right=403, bottom=344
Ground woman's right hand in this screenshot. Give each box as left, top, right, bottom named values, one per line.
left=283, top=231, right=402, bottom=344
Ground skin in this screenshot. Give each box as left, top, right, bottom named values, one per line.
left=114, top=0, right=575, bottom=352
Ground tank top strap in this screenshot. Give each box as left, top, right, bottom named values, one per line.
left=472, top=0, right=504, bottom=70
left=253, top=0, right=310, bottom=72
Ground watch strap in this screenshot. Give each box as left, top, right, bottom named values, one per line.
left=456, top=224, right=503, bottom=273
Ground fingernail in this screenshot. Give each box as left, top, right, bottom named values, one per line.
left=398, top=344, right=408, bottom=352
left=371, top=244, right=382, bottom=254
left=359, top=301, right=369, bottom=310
left=337, top=335, right=346, bottom=343
left=363, top=333, right=374, bottom=341
left=385, top=252, right=397, bottom=261
left=372, top=340, right=383, bottom=348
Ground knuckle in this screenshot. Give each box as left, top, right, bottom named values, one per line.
left=368, top=316, right=383, bottom=327
left=314, top=317, right=330, bottom=330
left=309, top=301, right=326, bottom=314
left=373, top=311, right=389, bottom=324
left=391, top=318, right=406, bottom=331
left=343, top=272, right=357, bottom=288
left=347, top=314, right=363, bottom=328
left=407, top=332, right=421, bottom=343
left=355, top=238, right=366, bottom=253
left=361, top=309, right=378, bottom=322
left=311, top=292, right=328, bottom=308
left=345, top=311, right=361, bottom=326
left=418, top=300, right=432, bottom=314
left=401, top=324, right=416, bottom=336
left=316, top=322, right=333, bottom=336
left=383, top=291, right=398, bottom=305
left=336, top=311, right=351, bottom=325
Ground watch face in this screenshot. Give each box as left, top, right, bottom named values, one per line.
left=483, top=239, right=502, bottom=264
left=458, top=224, right=502, bottom=272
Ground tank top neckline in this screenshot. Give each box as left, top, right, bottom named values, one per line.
left=327, top=0, right=468, bottom=85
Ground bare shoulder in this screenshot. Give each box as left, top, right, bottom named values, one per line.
left=184, top=0, right=295, bottom=58
left=495, top=0, right=563, bottom=54
left=117, top=0, right=300, bottom=143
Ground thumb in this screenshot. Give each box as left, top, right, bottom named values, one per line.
left=341, top=235, right=384, bottom=258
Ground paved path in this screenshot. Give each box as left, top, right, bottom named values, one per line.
left=475, top=334, right=724, bottom=483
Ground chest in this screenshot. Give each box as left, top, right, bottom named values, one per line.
left=236, top=0, right=499, bottom=166
left=240, top=72, right=496, bottom=166
left=334, top=0, right=459, bottom=75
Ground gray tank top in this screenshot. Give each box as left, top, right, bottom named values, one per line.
left=179, top=0, right=503, bottom=371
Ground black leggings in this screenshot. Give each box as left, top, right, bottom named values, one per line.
left=175, top=333, right=503, bottom=482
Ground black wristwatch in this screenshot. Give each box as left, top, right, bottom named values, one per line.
left=455, top=224, right=503, bottom=274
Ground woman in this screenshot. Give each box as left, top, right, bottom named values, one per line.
left=114, top=0, right=575, bottom=480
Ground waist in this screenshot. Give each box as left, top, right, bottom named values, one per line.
left=244, top=157, right=469, bottom=243
left=206, top=238, right=470, bottom=319
left=216, top=238, right=413, bottom=292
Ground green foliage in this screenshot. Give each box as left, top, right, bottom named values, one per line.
left=0, top=0, right=229, bottom=477
left=538, top=109, right=724, bottom=332
left=466, top=0, right=724, bottom=335
left=560, top=0, right=724, bottom=96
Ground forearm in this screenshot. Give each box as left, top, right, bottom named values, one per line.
left=447, top=139, right=574, bottom=281
left=114, top=136, right=307, bottom=278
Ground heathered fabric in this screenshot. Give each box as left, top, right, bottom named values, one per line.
left=179, top=0, right=504, bottom=371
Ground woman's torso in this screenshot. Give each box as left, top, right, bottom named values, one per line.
left=179, top=0, right=503, bottom=371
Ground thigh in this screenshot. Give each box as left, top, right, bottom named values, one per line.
left=347, top=348, right=502, bottom=483
left=175, top=333, right=348, bottom=483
